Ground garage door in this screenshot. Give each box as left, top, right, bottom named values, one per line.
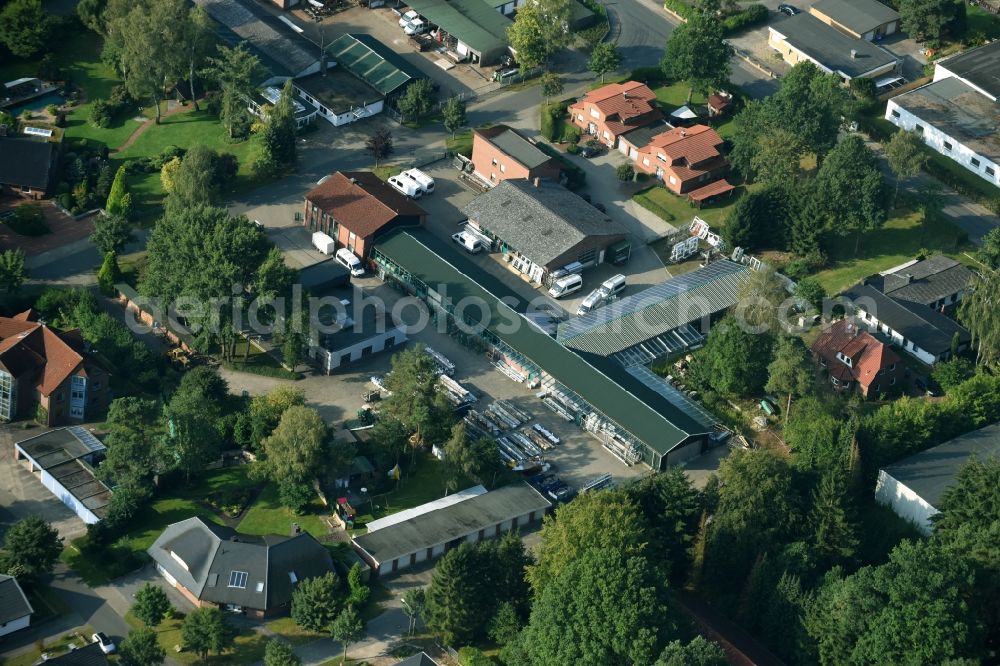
left=665, top=439, right=703, bottom=466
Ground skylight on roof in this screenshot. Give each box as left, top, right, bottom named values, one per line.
left=228, top=571, right=248, bottom=588
left=256, top=581, right=264, bottom=593
left=288, top=571, right=298, bottom=583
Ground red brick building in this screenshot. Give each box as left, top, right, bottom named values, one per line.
left=471, top=125, right=560, bottom=187
left=633, top=125, right=734, bottom=202
left=811, top=319, right=903, bottom=398
left=303, top=171, right=427, bottom=258
left=567, top=81, right=663, bottom=149
left=0, top=310, right=110, bottom=424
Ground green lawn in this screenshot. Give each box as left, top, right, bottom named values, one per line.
left=237, top=482, right=331, bottom=539
left=127, top=611, right=269, bottom=665
left=264, top=617, right=326, bottom=647
left=446, top=129, right=473, bottom=158
left=649, top=81, right=736, bottom=138
left=813, top=208, right=974, bottom=295
left=633, top=184, right=744, bottom=228
left=350, top=454, right=452, bottom=533
left=1, top=628, right=94, bottom=666
left=964, top=4, right=1000, bottom=40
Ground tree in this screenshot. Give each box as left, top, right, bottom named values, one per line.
left=977, top=227, right=1000, bottom=270
left=91, top=213, right=133, bottom=255
left=517, top=548, right=676, bottom=666
left=661, top=12, right=731, bottom=102
left=346, top=562, right=370, bottom=608
left=766, top=336, right=815, bottom=420
left=0, top=249, right=28, bottom=294
left=0, top=0, right=51, bottom=58
left=181, top=607, right=235, bottom=659
left=365, top=128, right=393, bottom=167
left=176, top=4, right=213, bottom=111
left=959, top=267, right=1000, bottom=368
left=442, top=96, right=466, bottom=137
left=397, top=79, right=434, bottom=123
left=527, top=490, right=647, bottom=593
left=539, top=72, right=564, bottom=106
left=691, top=317, right=774, bottom=396
left=931, top=456, right=1000, bottom=539
left=165, top=370, right=225, bottom=483
left=932, top=357, right=976, bottom=392
left=115, top=3, right=172, bottom=124
left=442, top=424, right=504, bottom=492
left=258, top=405, right=327, bottom=488
left=133, top=582, right=173, bottom=627
left=96, top=251, right=121, bottom=295
left=0, top=516, right=62, bottom=584
left=241, top=386, right=305, bottom=453
left=623, top=468, right=700, bottom=583
left=256, top=79, right=297, bottom=176
left=291, top=571, right=342, bottom=632
left=784, top=396, right=855, bottom=472
left=795, top=276, right=827, bottom=314
left=330, top=605, right=365, bottom=664
left=381, top=345, right=455, bottom=450
left=77, top=0, right=106, bottom=33
left=264, top=639, right=301, bottom=666
left=167, top=145, right=231, bottom=210
left=203, top=43, right=264, bottom=138
left=489, top=601, right=521, bottom=646
left=104, top=166, right=133, bottom=218
left=506, top=0, right=572, bottom=71
left=425, top=543, right=491, bottom=645
left=750, top=129, right=804, bottom=186
left=884, top=130, right=927, bottom=200
left=588, top=42, right=621, bottom=83
left=655, top=637, right=728, bottom=666
left=118, top=627, right=166, bottom=666
left=721, top=185, right=785, bottom=250
left=808, top=471, right=860, bottom=569
left=616, top=163, right=635, bottom=182
left=402, top=587, right=426, bottom=636
left=282, top=331, right=304, bottom=371
left=814, top=135, right=887, bottom=254
left=899, top=0, right=960, bottom=42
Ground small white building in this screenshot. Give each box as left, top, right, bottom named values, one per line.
left=0, top=575, right=33, bottom=638
left=885, top=41, right=1000, bottom=188
left=293, top=69, right=384, bottom=127
left=352, top=484, right=551, bottom=577
left=876, top=422, right=1000, bottom=534
left=13, top=427, right=112, bottom=525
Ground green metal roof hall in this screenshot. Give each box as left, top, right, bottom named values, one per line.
left=373, top=229, right=714, bottom=470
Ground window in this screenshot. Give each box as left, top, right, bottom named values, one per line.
left=888, top=363, right=896, bottom=371
left=255, top=581, right=264, bottom=593
left=589, top=107, right=600, bottom=119
left=656, top=154, right=667, bottom=163
left=944, top=141, right=953, bottom=151
left=642, top=158, right=650, bottom=166
left=500, top=164, right=506, bottom=173
left=288, top=571, right=298, bottom=583
left=890, top=109, right=900, bottom=118
left=491, top=158, right=497, bottom=165
left=971, top=157, right=981, bottom=168
left=668, top=175, right=677, bottom=185
left=361, top=346, right=373, bottom=358
left=228, top=571, right=249, bottom=588
left=987, top=166, right=995, bottom=177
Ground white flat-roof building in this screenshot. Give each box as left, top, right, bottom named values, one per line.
left=885, top=41, right=1000, bottom=187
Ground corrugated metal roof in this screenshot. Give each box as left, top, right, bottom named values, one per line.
left=557, top=260, right=749, bottom=355
left=405, top=0, right=512, bottom=55
left=327, top=34, right=424, bottom=96
left=374, top=230, right=711, bottom=455
left=811, top=0, right=900, bottom=33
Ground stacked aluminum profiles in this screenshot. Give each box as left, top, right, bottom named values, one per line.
left=487, top=401, right=524, bottom=429
left=524, top=427, right=554, bottom=451
left=495, top=400, right=531, bottom=423
left=424, top=346, right=456, bottom=376
left=438, top=375, right=477, bottom=407
left=508, top=431, right=542, bottom=457
left=531, top=423, right=561, bottom=446
left=464, top=410, right=502, bottom=436
left=542, top=396, right=575, bottom=422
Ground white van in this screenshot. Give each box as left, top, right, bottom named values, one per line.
left=399, top=171, right=426, bottom=196
left=335, top=248, right=365, bottom=277
left=388, top=175, right=422, bottom=199
left=451, top=231, right=482, bottom=254
left=576, top=287, right=607, bottom=315
left=404, top=18, right=427, bottom=35
left=601, top=274, right=626, bottom=297
left=548, top=273, right=583, bottom=299
left=405, top=168, right=435, bottom=194
left=398, top=9, right=419, bottom=27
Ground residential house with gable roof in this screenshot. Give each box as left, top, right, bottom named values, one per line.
left=303, top=171, right=427, bottom=259
left=811, top=319, right=902, bottom=397
left=470, top=124, right=561, bottom=187
left=148, top=517, right=335, bottom=618
left=0, top=310, right=110, bottom=425
left=567, top=81, right=663, bottom=150
left=0, top=575, right=33, bottom=637
left=867, top=255, right=973, bottom=311
left=632, top=125, right=734, bottom=204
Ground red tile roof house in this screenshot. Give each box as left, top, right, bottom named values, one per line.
left=0, top=310, right=110, bottom=425
left=633, top=125, right=736, bottom=205
left=470, top=125, right=561, bottom=188
left=303, top=171, right=427, bottom=259
left=811, top=319, right=903, bottom=398
left=567, top=81, right=664, bottom=150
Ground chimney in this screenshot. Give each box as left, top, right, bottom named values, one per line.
left=533, top=177, right=541, bottom=188
left=291, top=522, right=300, bottom=535
left=349, top=177, right=357, bottom=184
left=850, top=49, right=858, bottom=59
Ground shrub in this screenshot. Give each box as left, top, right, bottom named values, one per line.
left=109, top=84, right=132, bottom=107
left=616, top=163, right=635, bottom=182
left=56, top=193, right=73, bottom=209
left=721, top=4, right=769, bottom=33
left=566, top=143, right=580, bottom=154
left=45, top=104, right=58, bottom=116
left=560, top=125, right=581, bottom=144
left=662, top=0, right=695, bottom=20
left=204, top=91, right=222, bottom=117
left=88, top=99, right=114, bottom=128
left=630, top=66, right=668, bottom=85
left=5, top=204, right=49, bottom=236
left=152, top=145, right=186, bottom=170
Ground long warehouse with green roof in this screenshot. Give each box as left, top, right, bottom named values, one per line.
left=372, top=229, right=727, bottom=469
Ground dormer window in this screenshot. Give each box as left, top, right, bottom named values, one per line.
left=836, top=352, right=852, bottom=367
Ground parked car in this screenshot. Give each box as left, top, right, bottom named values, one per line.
left=92, top=633, right=116, bottom=654
left=579, top=145, right=601, bottom=158
left=548, top=273, right=584, bottom=299
left=451, top=230, right=483, bottom=254
left=777, top=4, right=799, bottom=15
left=404, top=18, right=427, bottom=35
left=398, top=9, right=419, bottom=27
left=335, top=247, right=365, bottom=277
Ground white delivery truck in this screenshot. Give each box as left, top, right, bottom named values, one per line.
left=312, top=231, right=336, bottom=255
left=405, top=168, right=435, bottom=194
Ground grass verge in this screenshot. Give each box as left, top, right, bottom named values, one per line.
left=446, top=130, right=473, bottom=158
left=633, top=184, right=744, bottom=228
left=127, top=611, right=268, bottom=665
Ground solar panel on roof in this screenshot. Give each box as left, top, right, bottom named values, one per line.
left=69, top=426, right=106, bottom=453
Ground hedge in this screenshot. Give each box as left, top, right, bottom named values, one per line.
left=722, top=4, right=769, bottom=33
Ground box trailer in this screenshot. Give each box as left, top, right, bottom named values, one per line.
left=312, top=231, right=335, bottom=254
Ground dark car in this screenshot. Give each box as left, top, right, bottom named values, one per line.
left=579, top=145, right=601, bottom=158
left=777, top=4, right=799, bottom=15
left=593, top=202, right=607, bottom=213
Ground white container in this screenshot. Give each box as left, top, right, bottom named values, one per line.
left=548, top=274, right=583, bottom=299
left=336, top=248, right=365, bottom=277
left=405, top=168, right=435, bottom=194
left=312, top=231, right=335, bottom=255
